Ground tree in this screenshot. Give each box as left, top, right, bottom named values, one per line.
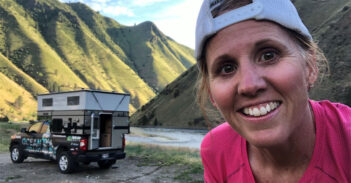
left=14, top=96, right=23, bottom=109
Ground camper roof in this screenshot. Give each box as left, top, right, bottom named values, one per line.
left=37, top=90, right=130, bottom=112
left=37, top=89, right=130, bottom=96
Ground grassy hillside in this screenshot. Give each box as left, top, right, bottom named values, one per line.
left=69, top=3, right=196, bottom=92
left=0, top=73, right=37, bottom=121
left=0, top=0, right=196, bottom=120
left=294, top=0, right=351, bottom=104
left=0, top=53, right=48, bottom=96
left=106, top=21, right=196, bottom=91
left=130, top=66, right=222, bottom=129
left=131, top=1, right=351, bottom=129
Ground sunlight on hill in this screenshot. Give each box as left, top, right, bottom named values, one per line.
left=0, top=73, right=37, bottom=121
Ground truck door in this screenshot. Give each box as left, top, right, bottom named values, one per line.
left=41, top=122, right=54, bottom=159
left=25, top=122, right=45, bottom=154
left=90, top=114, right=100, bottom=149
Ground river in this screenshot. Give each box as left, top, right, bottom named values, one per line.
left=125, top=127, right=208, bottom=149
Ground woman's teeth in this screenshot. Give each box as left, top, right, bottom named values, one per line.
left=242, top=102, right=280, bottom=117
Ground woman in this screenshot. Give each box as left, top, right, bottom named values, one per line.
left=195, top=0, right=351, bottom=182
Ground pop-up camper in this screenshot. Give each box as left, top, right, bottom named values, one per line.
left=10, top=90, right=130, bottom=173
left=37, top=90, right=130, bottom=150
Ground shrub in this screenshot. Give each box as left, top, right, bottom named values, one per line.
left=0, top=116, right=9, bottom=122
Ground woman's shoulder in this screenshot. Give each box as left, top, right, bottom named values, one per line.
left=309, top=100, right=351, bottom=181
left=310, top=99, right=351, bottom=122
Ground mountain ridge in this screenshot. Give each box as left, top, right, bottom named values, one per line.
left=0, top=0, right=196, bottom=121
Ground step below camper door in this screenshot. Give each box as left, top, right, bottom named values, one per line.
left=90, top=114, right=100, bottom=149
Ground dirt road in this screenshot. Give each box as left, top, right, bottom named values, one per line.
left=0, top=153, right=202, bottom=183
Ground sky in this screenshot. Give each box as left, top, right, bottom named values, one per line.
left=59, top=0, right=203, bottom=49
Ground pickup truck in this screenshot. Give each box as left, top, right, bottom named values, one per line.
left=10, top=121, right=126, bottom=173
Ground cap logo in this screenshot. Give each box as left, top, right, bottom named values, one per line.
left=210, top=0, right=224, bottom=10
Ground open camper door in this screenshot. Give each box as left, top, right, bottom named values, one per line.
left=111, top=111, right=129, bottom=148
left=90, top=114, right=100, bottom=149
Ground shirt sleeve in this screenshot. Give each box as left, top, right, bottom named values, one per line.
left=201, top=145, right=219, bottom=183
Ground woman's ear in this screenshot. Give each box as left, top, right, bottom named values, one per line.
left=306, top=50, right=318, bottom=89
left=207, top=88, right=217, bottom=108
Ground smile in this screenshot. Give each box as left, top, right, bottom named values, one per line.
left=241, top=101, right=281, bottom=117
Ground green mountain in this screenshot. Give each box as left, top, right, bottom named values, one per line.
left=0, top=0, right=196, bottom=121
left=131, top=0, right=351, bottom=129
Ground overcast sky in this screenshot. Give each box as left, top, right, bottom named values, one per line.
left=59, top=0, right=203, bottom=49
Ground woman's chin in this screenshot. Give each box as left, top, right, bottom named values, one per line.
left=245, top=129, right=289, bottom=148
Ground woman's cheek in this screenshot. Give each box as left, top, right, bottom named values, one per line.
left=210, top=79, right=235, bottom=109
left=268, top=62, right=307, bottom=94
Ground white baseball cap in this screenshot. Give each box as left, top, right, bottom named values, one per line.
left=195, top=0, right=312, bottom=61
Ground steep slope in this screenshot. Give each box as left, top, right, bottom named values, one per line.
left=0, top=0, right=88, bottom=91
left=131, top=1, right=351, bottom=129
left=294, top=0, right=351, bottom=104
left=130, top=66, right=205, bottom=129
left=0, top=0, right=196, bottom=120
left=0, top=72, right=37, bottom=121
left=0, top=53, right=48, bottom=96
left=69, top=3, right=196, bottom=92
left=104, top=21, right=196, bottom=91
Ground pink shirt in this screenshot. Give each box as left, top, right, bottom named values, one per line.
left=201, top=100, right=351, bottom=182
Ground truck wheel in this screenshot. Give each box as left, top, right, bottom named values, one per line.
left=10, top=145, right=25, bottom=163
left=98, top=160, right=116, bottom=169
left=58, top=152, right=77, bottom=174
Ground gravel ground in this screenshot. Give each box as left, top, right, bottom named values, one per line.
left=0, top=153, right=202, bottom=183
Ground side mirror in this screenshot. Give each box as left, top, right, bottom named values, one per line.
left=21, top=128, right=27, bottom=133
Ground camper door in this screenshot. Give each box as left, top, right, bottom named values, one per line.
left=90, top=114, right=100, bottom=149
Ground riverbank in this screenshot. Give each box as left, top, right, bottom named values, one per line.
left=126, top=127, right=207, bottom=149
left=126, top=143, right=203, bottom=182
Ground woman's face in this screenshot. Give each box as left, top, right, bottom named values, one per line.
left=206, top=20, right=316, bottom=147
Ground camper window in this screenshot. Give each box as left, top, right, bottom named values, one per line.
left=42, top=98, right=53, bottom=107
left=67, top=96, right=79, bottom=105
left=51, top=118, right=63, bottom=132
left=117, top=112, right=129, bottom=117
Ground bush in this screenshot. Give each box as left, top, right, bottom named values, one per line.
left=0, top=116, right=9, bottom=122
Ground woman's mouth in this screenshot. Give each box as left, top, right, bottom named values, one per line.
left=241, top=101, right=281, bottom=117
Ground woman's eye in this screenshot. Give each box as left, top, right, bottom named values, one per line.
left=259, top=51, right=277, bottom=62
left=220, top=64, right=236, bottom=74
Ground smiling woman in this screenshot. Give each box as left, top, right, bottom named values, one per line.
left=195, top=0, right=351, bottom=182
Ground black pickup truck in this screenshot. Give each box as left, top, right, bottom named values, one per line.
left=10, top=121, right=126, bottom=173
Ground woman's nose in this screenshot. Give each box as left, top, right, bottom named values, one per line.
left=237, top=65, right=267, bottom=97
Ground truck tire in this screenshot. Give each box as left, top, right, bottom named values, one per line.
left=97, top=159, right=116, bottom=169
left=10, top=145, right=25, bottom=163
left=58, top=152, right=77, bottom=174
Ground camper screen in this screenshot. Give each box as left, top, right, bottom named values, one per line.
left=42, top=98, right=53, bottom=106
left=67, top=96, right=79, bottom=105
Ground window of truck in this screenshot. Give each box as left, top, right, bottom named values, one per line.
left=28, top=122, right=43, bottom=133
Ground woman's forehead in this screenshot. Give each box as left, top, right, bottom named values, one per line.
left=216, top=20, right=290, bottom=43
left=206, top=20, right=296, bottom=59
